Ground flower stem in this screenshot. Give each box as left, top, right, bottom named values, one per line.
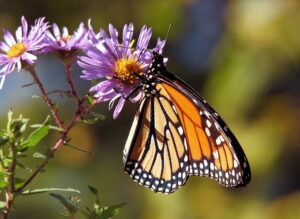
left=65, top=63, right=81, bottom=104
left=27, top=66, right=64, bottom=129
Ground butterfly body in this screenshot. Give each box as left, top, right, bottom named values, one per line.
left=123, top=52, right=251, bottom=194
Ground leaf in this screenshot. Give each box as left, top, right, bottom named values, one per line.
left=80, top=113, right=105, bottom=125
left=9, top=115, right=29, bottom=138
left=14, top=177, right=25, bottom=189
left=50, top=193, right=78, bottom=214
left=88, top=185, right=99, bottom=197
left=90, top=112, right=105, bottom=121
left=0, top=201, right=6, bottom=209
left=86, top=95, right=94, bottom=104
left=30, top=124, right=64, bottom=133
left=0, top=180, right=8, bottom=189
left=22, top=187, right=81, bottom=195
left=0, top=135, right=9, bottom=147
left=20, top=116, right=50, bottom=148
left=32, top=152, right=47, bottom=159
left=97, top=203, right=126, bottom=219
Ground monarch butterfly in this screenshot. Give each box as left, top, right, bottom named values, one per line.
left=123, top=52, right=251, bottom=194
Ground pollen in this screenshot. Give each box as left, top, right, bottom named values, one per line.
left=115, top=56, right=142, bottom=84
left=7, top=42, right=27, bottom=59
left=60, top=35, right=72, bottom=43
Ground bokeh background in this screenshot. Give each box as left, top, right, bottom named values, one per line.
left=0, top=0, right=300, bottom=218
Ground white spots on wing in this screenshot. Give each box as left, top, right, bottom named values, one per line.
left=232, top=170, right=235, bottom=176
left=210, top=163, right=215, bottom=171
left=205, top=127, right=211, bottom=137
left=206, top=119, right=212, bottom=128
left=204, top=169, right=209, bottom=175
left=243, top=162, right=248, bottom=168
left=213, top=151, right=219, bottom=159
left=200, top=111, right=203, bottom=115
left=193, top=98, right=197, bottom=104
left=178, top=126, right=184, bottom=135
left=216, top=136, right=222, bottom=145
left=183, top=138, right=188, bottom=149
left=200, top=163, right=204, bottom=169
left=172, top=105, right=177, bottom=113
left=204, top=159, right=208, bottom=167
left=225, top=172, right=229, bottom=179
left=204, top=110, right=210, bottom=117
left=184, top=155, right=188, bottom=162
left=234, top=160, right=239, bottom=168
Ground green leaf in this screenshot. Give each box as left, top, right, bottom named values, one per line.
left=0, top=135, right=9, bottom=147
left=22, top=187, right=81, bottom=195
left=14, top=177, right=25, bottom=189
left=6, top=109, right=13, bottom=131
left=20, top=116, right=50, bottom=148
left=50, top=193, right=78, bottom=214
left=88, top=185, right=99, bottom=197
left=30, top=124, right=64, bottom=132
left=9, top=115, right=29, bottom=139
left=0, top=201, right=6, bottom=209
left=80, top=113, right=105, bottom=125
left=0, top=179, right=8, bottom=189
left=97, top=203, right=126, bottom=219
left=90, top=112, right=105, bottom=120
left=32, top=152, right=47, bottom=159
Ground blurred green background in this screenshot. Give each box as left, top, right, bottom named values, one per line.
left=0, top=0, right=300, bottom=218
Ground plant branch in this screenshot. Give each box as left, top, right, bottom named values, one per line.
left=3, top=143, right=18, bottom=219
left=65, top=64, right=81, bottom=104
left=15, top=100, right=96, bottom=193
left=27, top=66, right=64, bottom=129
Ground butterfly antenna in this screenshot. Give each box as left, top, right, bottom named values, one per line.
left=165, top=24, right=172, bottom=42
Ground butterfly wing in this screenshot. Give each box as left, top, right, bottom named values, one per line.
left=158, top=71, right=251, bottom=187
left=123, top=89, right=190, bottom=194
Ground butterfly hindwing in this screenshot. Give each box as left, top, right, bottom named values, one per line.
left=123, top=90, right=190, bottom=194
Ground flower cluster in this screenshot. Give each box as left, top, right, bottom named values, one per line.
left=0, top=16, right=166, bottom=118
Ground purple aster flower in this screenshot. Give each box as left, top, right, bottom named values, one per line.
left=78, top=23, right=166, bottom=119
left=45, top=22, right=89, bottom=56
left=0, top=16, right=49, bottom=89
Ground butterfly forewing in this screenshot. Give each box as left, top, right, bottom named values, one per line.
left=159, top=75, right=250, bottom=187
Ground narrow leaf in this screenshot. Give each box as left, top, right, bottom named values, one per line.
left=50, top=193, right=78, bottom=213
left=20, top=116, right=50, bottom=148
left=88, top=185, right=98, bottom=197
left=32, top=152, right=47, bottom=159
left=30, top=124, right=64, bottom=132
left=22, top=187, right=80, bottom=195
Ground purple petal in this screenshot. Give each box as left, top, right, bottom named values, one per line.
left=113, top=97, right=125, bottom=119
left=3, top=29, right=16, bottom=47
left=15, top=26, right=23, bottom=42
left=0, top=74, right=6, bottom=89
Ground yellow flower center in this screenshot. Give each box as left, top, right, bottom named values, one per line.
left=115, top=56, right=142, bottom=84
left=7, top=42, right=27, bottom=59
left=60, top=35, right=72, bottom=43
